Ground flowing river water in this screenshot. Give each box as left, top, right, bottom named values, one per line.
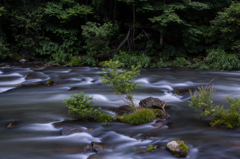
left=1, top=63, right=240, bottom=159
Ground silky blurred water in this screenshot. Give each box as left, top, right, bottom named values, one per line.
left=1, top=64, right=240, bottom=159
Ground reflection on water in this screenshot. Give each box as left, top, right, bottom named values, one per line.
left=0, top=65, right=240, bottom=158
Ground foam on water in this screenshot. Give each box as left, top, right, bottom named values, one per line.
left=92, top=94, right=108, bottom=101
left=11, top=132, right=101, bottom=143
left=0, top=87, right=15, bottom=93
left=136, top=78, right=149, bottom=84
left=21, top=123, right=61, bottom=131
left=0, top=71, right=2, bottom=74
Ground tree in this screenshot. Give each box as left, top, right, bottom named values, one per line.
left=100, top=60, right=143, bottom=107
left=211, top=2, right=240, bottom=53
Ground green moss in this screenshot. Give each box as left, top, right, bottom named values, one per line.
left=97, top=113, right=113, bottom=124
left=121, top=108, right=156, bottom=125
left=146, top=145, right=157, bottom=152
left=152, top=105, right=171, bottom=109
left=46, top=80, right=54, bottom=85
left=178, top=140, right=189, bottom=153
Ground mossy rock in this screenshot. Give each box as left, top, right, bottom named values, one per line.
left=166, top=139, right=189, bottom=158
left=113, top=115, right=124, bottom=121
left=154, top=109, right=167, bottom=119
left=46, top=80, right=54, bottom=86
left=18, top=83, right=45, bottom=87
left=152, top=105, right=171, bottom=110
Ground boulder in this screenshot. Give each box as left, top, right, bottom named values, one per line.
left=111, top=105, right=133, bottom=115
left=139, top=97, right=168, bottom=109
left=91, top=142, right=111, bottom=153
left=62, top=125, right=93, bottom=135
left=166, top=140, right=189, bottom=157
left=19, top=59, right=27, bottom=63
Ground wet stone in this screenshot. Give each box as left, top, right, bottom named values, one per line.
left=7, top=120, right=19, bottom=128
left=111, top=105, right=133, bottom=115
left=62, top=125, right=93, bottom=135
left=91, top=142, right=111, bottom=153
left=139, top=97, right=168, bottom=109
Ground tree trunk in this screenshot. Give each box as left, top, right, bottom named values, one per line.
left=113, top=0, right=117, bottom=25
left=160, top=31, right=163, bottom=45
left=132, top=5, right=136, bottom=48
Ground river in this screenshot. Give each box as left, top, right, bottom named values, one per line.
left=1, top=63, right=240, bottom=159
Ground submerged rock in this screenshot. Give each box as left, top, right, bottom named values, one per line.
left=139, top=97, right=168, bottom=109
left=62, top=125, right=93, bottom=135
left=166, top=140, right=189, bottom=157
left=111, top=105, right=133, bottom=115
left=6, top=120, right=19, bottom=128
left=170, top=88, right=190, bottom=96
left=91, top=142, right=111, bottom=153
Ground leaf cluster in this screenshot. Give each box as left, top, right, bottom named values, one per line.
left=63, top=92, right=102, bottom=120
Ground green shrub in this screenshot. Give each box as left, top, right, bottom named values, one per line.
left=151, top=60, right=172, bottom=68
left=211, top=96, right=240, bottom=129
left=113, top=51, right=150, bottom=68
left=100, top=60, right=143, bottom=107
left=189, top=86, right=240, bottom=128
left=63, top=92, right=101, bottom=120
left=69, top=56, right=82, bottom=66
left=121, top=108, right=156, bottom=125
left=204, top=49, right=240, bottom=70
left=189, top=86, right=216, bottom=118
left=172, top=57, right=187, bottom=67
left=97, top=113, right=113, bottom=124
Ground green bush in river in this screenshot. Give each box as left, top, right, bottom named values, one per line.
left=189, top=86, right=240, bottom=128
left=64, top=92, right=102, bottom=120
left=121, top=108, right=156, bottom=125
left=100, top=60, right=143, bottom=107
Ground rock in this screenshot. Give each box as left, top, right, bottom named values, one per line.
left=81, top=145, right=92, bottom=153
left=19, top=59, right=27, bottom=63
left=46, top=80, right=54, bottom=86
left=62, top=125, right=93, bottom=135
left=25, top=72, right=46, bottom=80
left=7, top=120, right=19, bottom=128
left=166, top=140, right=189, bottom=157
left=111, top=105, right=133, bottom=115
left=139, top=97, right=168, bottom=109
left=18, top=83, right=45, bottom=87
left=91, top=142, right=111, bottom=153
left=0, top=63, right=5, bottom=67
left=87, top=154, right=105, bottom=159
left=170, top=89, right=190, bottom=96
left=152, top=121, right=165, bottom=128
left=53, top=81, right=60, bottom=85
left=91, top=79, right=98, bottom=83
left=154, top=109, right=167, bottom=119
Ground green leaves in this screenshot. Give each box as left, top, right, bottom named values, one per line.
left=189, top=85, right=216, bottom=118
left=100, top=60, right=142, bottom=106
left=64, top=92, right=102, bottom=120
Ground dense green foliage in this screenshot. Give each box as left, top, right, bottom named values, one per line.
left=0, top=0, right=239, bottom=70
left=189, top=86, right=240, bottom=129
left=189, top=86, right=215, bottom=118
left=100, top=60, right=142, bottom=106
left=121, top=108, right=156, bottom=125
left=64, top=92, right=101, bottom=120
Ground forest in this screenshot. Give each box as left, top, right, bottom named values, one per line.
left=0, top=0, right=239, bottom=70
